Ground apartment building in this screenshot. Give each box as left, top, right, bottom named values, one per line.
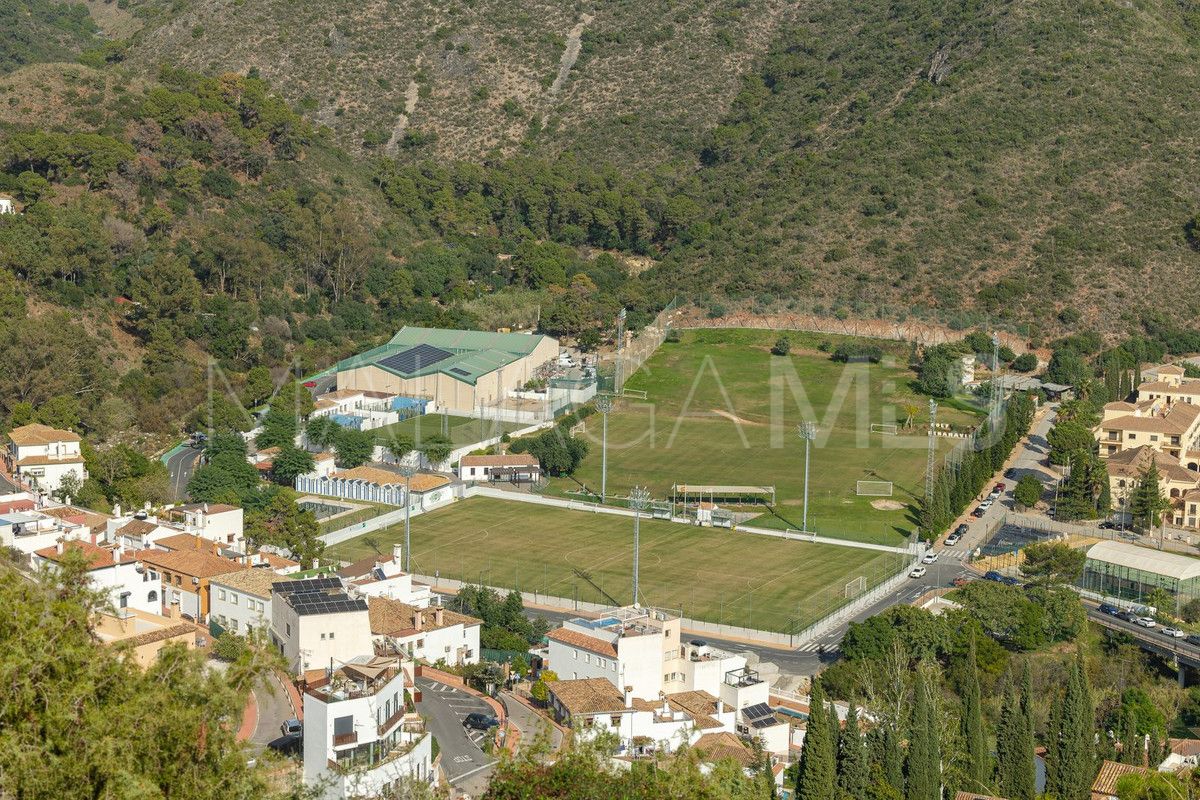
left=208, top=567, right=277, bottom=636
left=367, top=596, right=481, bottom=666
left=134, top=547, right=246, bottom=622
left=32, top=538, right=160, bottom=614
left=271, top=577, right=373, bottom=675
left=5, top=423, right=86, bottom=494
left=301, top=655, right=433, bottom=800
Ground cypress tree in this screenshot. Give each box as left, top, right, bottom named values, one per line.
left=1119, top=707, right=1140, bottom=766
left=870, top=722, right=905, bottom=794
left=796, top=682, right=837, bottom=800
left=1010, top=662, right=1037, bottom=800
left=906, top=667, right=941, bottom=800
left=995, top=677, right=1019, bottom=798
left=837, top=702, right=869, bottom=799
left=960, top=632, right=988, bottom=789
left=1047, top=650, right=1096, bottom=800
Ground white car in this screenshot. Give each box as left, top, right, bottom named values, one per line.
left=1136, top=617, right=1157, bottom=629
left=944, top=533, right=962, bottom=546
left=909, top=566, right=927, bottom=579
left=922, top=552, right=939, bottom=564
left=978, top=499, right=994, bottom=510
left=1161, top=627, right=1186, bottom=638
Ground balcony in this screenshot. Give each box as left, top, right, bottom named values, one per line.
left=332, top=731, right=358, bottom=747
left=378, top=708, right=424, bottom=737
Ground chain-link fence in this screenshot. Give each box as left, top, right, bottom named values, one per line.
left=597, top=296, right=681, bottom=393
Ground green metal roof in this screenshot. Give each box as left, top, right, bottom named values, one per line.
left=335, top=326, right=549, bottom=386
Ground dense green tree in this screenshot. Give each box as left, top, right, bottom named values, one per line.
left=1013, top=474, right=1043, bottom=509
left=244, top=488, right=323, bottom=564
left=333, top=426, right=375, bottom=468
left=1019, top=542, right=1087, bottom=586
left=270, top=445, right=315, bottom=485
left=905, top=666, right=941, bottom=800
left=959, top=632, right=987, bottom=790
left=795, top=681, right=836, bottom=800
left=418, top=433, right=454, bottom=466
left=836, top=702, right=868, bottom=799
left=1047, top=420, right=1097, bottom=466
left=1046, top=349, right=1092, bottom=387
left=1128, top=460, right=1170, bottom=530
left=255, top=405, right=299, bottom=450
left=1046, top=649, right=1096, bottom=800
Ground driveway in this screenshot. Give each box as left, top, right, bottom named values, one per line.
left=252, top=671, right=298, bottom=752
left=415, top=677, right=497, bottom=794
left=166, top=445, right=203, bottom=500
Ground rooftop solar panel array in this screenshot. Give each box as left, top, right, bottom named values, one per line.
left=287, top=590, right=368, bottom=616
left=743, top=703, right=774, bottom=721
left=273, top=576, right=341, bottom=595
left=377, top=344, right=454, bottom=375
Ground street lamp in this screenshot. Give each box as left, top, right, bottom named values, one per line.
left=797, top=422, right=817, bottom=533
left=595, top=394, right=613, bottom=503
left=398, top=461, right=417, bottom=573
left=629, top=486, right=651, bottom=607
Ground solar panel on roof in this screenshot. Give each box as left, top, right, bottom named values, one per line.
left=378, top=344, right=454, bottom=375
left=750, top=716, right=778, bottom=729
left=743, top=703, right=773, bottom=721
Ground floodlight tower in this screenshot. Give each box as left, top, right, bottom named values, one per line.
left=925, top=399, right=938, bottom=505
left=614, top=307, right=627, bottom=392
left=797, top=422, right=817, bottom=533
left=629, top=486, right=651, bottom=606
left=595, top=394, right=613, bottom=503
left=991, top=332, right=1001, bottom=419
left=398, top=461, right=417, bottom=572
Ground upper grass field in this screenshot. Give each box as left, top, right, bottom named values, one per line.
left=372, top=413, right=526, bottom=448
left=552, top=329, right=982, bottom=546
left=326, top=496, right=902, bottom=634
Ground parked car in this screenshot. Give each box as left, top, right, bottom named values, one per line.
left=909, top=566, right=928, bottom=579
left=1001, top=575, right=1021, bottom=586
left=995, top=482, right=1006, bottom=493
left=972, top=506, right=987, bottom=518
left=951, top=577, right=971, bottom=588
left=1004, top=467, right=1018, bottom=479
left=1136, top=616, right=1157, bottom=629
left=983, top=570, right=1004, bottom=582
left=1099, top=521, right=1118, bottom=530
left=1098, top=603, right=1122, bottom=616
left=464, top=712, right=499, bottom=731
left=303, top=380, right=317, bottom=388
left=922, top=552, right=939, bottom=564
left=945, top=532, right=962, bottom=546
left=280, top=719, right=302, bottom=737
left=954, top=523, right=969, bottom=537
left=1161, top=627, right=1186, bottom=638
left=979, top=499, right=994, bottom=509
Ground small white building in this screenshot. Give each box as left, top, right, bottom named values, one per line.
left=301, top=655, right=433, bottom=800
left=32, top=538, right=160, bottom=614
left=208, top=567, right=277, bottom=636
left=457, top=454, right=542, bottom=484
left=271, top=577, right=374, bottom=675
left=338, top=545, right=435, bottom=608
left=368, top=596, right=481, bottom=666
left=167, top=502, right=245, bottom=549
left=6, top=423, right=87, bottom=494
left=0, top=193, right=15, bottom=215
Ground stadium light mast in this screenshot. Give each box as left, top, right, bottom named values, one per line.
left=398, top=461, right=417, bottom=572
left=614, top=307, right=627, bottom=392
left=991, top=332, right=1001, bottom=419
left=925, top=399, right=938, bottom=505
left=595, top=394, right=613, bottom=503
left=629, top=486, right=651, bottom=606
left=797, top=422, right=817, bottom=533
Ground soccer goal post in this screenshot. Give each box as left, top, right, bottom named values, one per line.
left=844, top=576, right=867, bottom=599
left=622, top=388, right=648, bottom=400
left=870, top=423, right=899, bottom=435
left=856, top=480, right=894, bottom=496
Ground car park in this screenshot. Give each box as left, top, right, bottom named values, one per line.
left=922, top=552, right=939, bottom=564
left=909, top=566, right=927, bottom=579
left=1161, top=627, right=1186, bottom=638
left=1098, top=603, right=1121, bottom=616
left=1136, top=617, right=1157, bottom=628
left=983, top=571, right=1003, bottom=582
left=463, top=712, right=499, bottom=731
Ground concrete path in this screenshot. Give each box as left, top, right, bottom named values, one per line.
left=500, top=690, right=562, bottom=757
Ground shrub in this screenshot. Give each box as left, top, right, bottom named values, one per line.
left=771, top=336, right=791, bottom=356
left=1012, top=352, right=1038, bottom=372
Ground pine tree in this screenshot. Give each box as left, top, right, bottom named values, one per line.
left=960, top=632, right=988, bottom=790
left=837, top=702, right=869, bottom=799
left=906, top=667, right=941, bottom=800
left=1129, top=458, right=1170, bottom=530
left=796, top=682, right=837, bottom=800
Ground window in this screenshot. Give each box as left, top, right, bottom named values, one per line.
left=218, top=589, right=226, bottom=601
left=610, top=715, right=622, bottom=726
left=415, top=638, right=423, bottom=648
left=573, top=649, right=579, bottom=660
left=285, top=623, right=291, bottom=637
left=147, top=590, right=158, bottom=603
left=329, top=631, right=335, bottom=639
left=230, top=594, right=238, bottom=606
left=321, top=633, right=327, bottom=640
left=119, top=592, right=129, bottom=609
left=230, top=619, right=239, bottom=632
left=584, top=654, right=590, bottom=664
left=1151, top=435, right=1159, bottom=442
left=1129, top=434, right=1137, bottom=440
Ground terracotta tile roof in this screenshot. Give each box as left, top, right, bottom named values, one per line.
left=15, top=454, right=85, bottom=467
left=1139, top=380, right=1200, bottom=395
left=409, top=473, right=451, bottom=492
left=210, top=567, right=279, bottom=598
left=7, top=423, right=81, bottom=446
left=954, top=793, right=1007, bottom=800
left=1154, top=364, right=1186, bottom=375
left=154, top=533, right=221, bottom=553
left=692, top=732, right=755, bottom=767
left=546, top=678, right=629, bottom=716
left=338, top=554, right=393, bottom=579
left=41, top=505, right=110, bottom=530
left=666, top=691, right=724, bottom=729
left=256, top=551, right=298, bottom=570
left=1106, top=446, right=1199, bottom=484
left=546, top=627, right=618, bottom=658
left=174, top=503, right=240, bottom=514
left=314, top=451, right=337, bottom=461
left=460, top=454, right=540, bottom=467
left=1169, top=738, right=1200, bottom=757
left=35, top=540, right=134, bottom=569
left=368, top=596, right=479, bottom=637
left=136, top=548, right=245, bottom=579
left=0, top=499, right=36, bottom=514
left=330, top=466, right=450, bottom=493
left=1091, top=759, right=1151, bottom=796
left=116, top=519, right=160, bottom=537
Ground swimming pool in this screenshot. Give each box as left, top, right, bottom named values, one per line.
left=298, top=500, right=352, bottom=520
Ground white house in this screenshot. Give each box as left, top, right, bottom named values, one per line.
left=208, top=568, right=277, bottom=636
left=6, top=423, right=86, bottom=494
left=1159, top=738, right=1200, bottom=772
left=457, top=454, right=542, bottom=484
left=368, top=596, right=481, bottom=666
left=166, top=502, right=245, bottom=549
left=301, top=654, right=433, bottom=800
left=338, top=545, right=434, bottom=608
left=0, top=193, right=15, bottom=215
left=271, top=576, right=374, bottom=675
left=32, top=538, right=160, bottom=614
left=545, top=606, right=751, bottom=700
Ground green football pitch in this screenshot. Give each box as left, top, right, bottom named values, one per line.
left=553, top=328, right=982, bottom=546
left=326, top=496, right=903, bottom=634
left=372, top=413, right=525, bottom=448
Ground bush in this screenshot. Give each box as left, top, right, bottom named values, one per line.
left=1012, top=352, right=1038, bottom=372
left=831, top=343, right=883, bottom=363
left=771, top=336, right=791, bottom=356
left=213, top=632, right=248, bottom=661
left=1014, top=474, right=1042, bottom=509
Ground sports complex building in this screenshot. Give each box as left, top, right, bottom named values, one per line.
left=1081, top=540, right=1200, bottom=612
left=334, top=327, right=560, bottom=415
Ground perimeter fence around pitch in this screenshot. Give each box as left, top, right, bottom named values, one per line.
left=598, top=296, right=680, bottom=393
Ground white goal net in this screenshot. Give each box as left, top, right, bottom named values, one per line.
left=845, top=576, right=867, bottom=598
left=856, top=480, right=894, bottom=496
left=870, top=423, right=899, bottom=435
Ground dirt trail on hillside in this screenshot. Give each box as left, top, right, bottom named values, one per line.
left=386, top=57, right=424, bottom=153
left=542, top=13, right=593, bottom=124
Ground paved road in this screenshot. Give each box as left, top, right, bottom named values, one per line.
left=415, top=677, right=496, bottom=794
left=500, top=690, right=562, bottom=757
left=166, top=445, right=203, bottom=500
left=253, top=671, right=298, bottom=752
